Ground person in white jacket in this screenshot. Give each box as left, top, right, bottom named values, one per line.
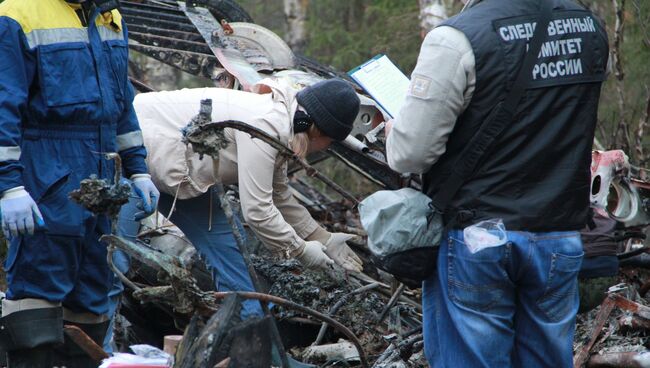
left=114, top=78, right=363, bottom=323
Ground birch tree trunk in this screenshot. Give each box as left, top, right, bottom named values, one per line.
left=418, top=0, right=450, bottom=38
left=284, top=0, right=309, bottom=53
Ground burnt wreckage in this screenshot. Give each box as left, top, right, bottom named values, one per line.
left=85, top=1, right=650, bottom=367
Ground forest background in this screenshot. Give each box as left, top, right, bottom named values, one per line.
left=238, top=0, right=650, bottom=167
left=130, top=0, right=650, bottom=196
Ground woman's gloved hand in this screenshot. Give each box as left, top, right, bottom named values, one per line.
left=131, top=174, right=160, bottom=221
left=324, top=233, right=364, bottom=273
left=0, top=186, right=45, bottom=238
left=296, top=241, right=335, bottom=270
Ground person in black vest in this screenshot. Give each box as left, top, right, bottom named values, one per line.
left=385, top=0, right=608, bottom=366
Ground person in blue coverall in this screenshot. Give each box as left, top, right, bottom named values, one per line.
left=0, top=0, right=159, bottom=367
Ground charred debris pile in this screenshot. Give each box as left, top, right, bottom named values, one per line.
left=100, top=112, right=650, bottom=368
left=90, top=107, right=428, bottom=367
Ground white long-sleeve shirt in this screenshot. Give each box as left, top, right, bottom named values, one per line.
left=134, top=79, right=321, bottom=258
left=386, top=26, right=476, bottom=174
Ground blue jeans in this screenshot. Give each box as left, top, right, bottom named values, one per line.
left=423, top=230, right=583, bottom=367
left=156, top=190, right=263, bottom=319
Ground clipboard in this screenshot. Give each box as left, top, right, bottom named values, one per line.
left=349, top=55, right=410, bottom=119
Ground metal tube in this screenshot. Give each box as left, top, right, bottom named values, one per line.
left=341, top=135, right=370, bottom=154
left=213, top=291, right=369, bottom=368
left=107, top=244, right=142, bottom=292
left=186, top=120, right=360, bottom=204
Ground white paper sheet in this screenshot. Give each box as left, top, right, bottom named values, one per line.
left=349, top=55, right=410, bottom=119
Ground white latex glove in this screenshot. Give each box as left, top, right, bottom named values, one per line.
left=296, top=241, right=335, bottom=270
left=325, top=233, right=364, bottom=273
left=0, top=187, right=44, bottom=238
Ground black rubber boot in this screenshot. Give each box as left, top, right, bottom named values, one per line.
left=55, top=320, right=109, bottom=368
left=0, top=307, right=64, bottom=368
left=8, top=346, right=57, bottom=368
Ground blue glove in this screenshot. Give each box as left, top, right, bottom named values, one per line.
left=131, top=174, right=159, bottom=221
left=0, top=187, right=45, bottom=239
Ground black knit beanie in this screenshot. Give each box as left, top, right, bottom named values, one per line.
left=296, top=79, right=360, bottom=141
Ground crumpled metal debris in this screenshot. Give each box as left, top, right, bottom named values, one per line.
left=69, top=152, right=131, bottom=225
left=181, top=99, right=228, bottom=160
left=302, top=339, right=359, bottom=364
left=69, top=175, right=131, bottom=219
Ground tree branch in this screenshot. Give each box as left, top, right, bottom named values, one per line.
left=631, top=0, right=650, bottom=49
left=636, top=86, right=650, bottom=164
left=611, top=0, right=631, bottom=153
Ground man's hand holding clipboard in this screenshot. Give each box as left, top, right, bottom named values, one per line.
left=348, top=55, right=410, bottom=120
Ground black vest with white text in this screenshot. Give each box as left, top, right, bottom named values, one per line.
left=423, top=0, right=608, bottom=231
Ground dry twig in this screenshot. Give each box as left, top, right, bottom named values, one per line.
left=611, top=0, right=632, bottom=153
left=631, top=0, right=650, bottom=48
left=635, top=87, right=650, bottom=165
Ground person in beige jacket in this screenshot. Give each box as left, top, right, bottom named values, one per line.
left=115, top=78, right=363, bottom=321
